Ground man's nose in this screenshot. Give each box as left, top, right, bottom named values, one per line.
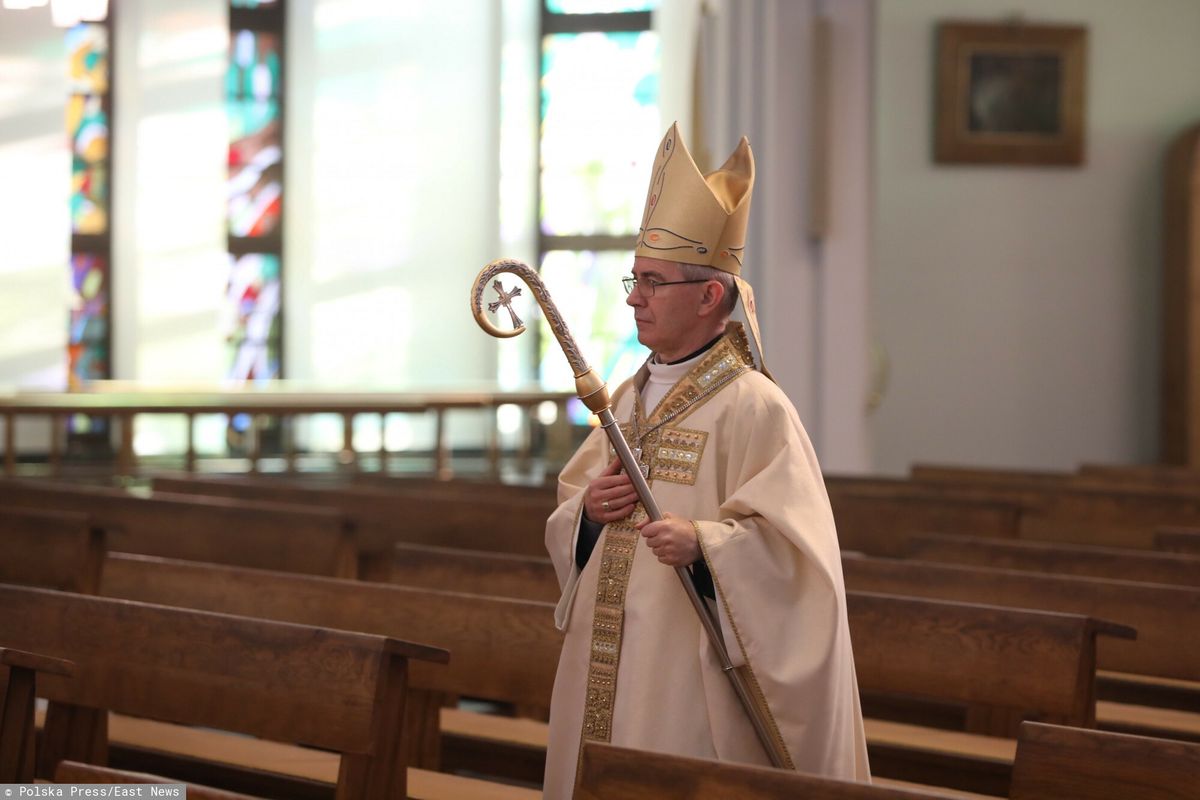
left=626, top=288, right=644, bottom=308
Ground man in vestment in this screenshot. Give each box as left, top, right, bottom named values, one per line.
left=542, top=122, right=870, bottom=798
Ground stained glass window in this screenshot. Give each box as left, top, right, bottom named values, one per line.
left=538, top=251, right=648, bottom=416
left=533, top=1, right=660, bottom=404
left=66, top=23, right=108, bottom=94
left=68, top=253, right=110, bottom=390
left=68, top=94, right=108, bottom=234
left=65, top=16, right=113, bottom=441
left=540, top=31, right=660, bottom=236
left=222, top=253, right=281, bottom=383
left=224, top=0, right=284, bottom=402
left=227, top=30, right=282, bottom=238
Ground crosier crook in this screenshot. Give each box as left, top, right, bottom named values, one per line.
left=469, top=256, right=789, bottom=769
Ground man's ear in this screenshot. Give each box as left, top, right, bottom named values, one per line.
left=697, top=279, right=725, bottom=317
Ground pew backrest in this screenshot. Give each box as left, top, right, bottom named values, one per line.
left=1156, top=526, right=1200, bottom=555
left=0, top=507, right=103, bottom=593
left=150, top=474, right=553, bottom=557
left=100, top=552, right=562, bottom=708
left=842, top=555, right=1200, bottom=681
left=575, top=742, right=962, bottom=800
left=363, top=542, right=560, bottom=603
left=905, top=533, right=1200, bottom=588
left=848, top=591, right=1130, bottom=731
left=0, top=479, right=357, bottom=577
left=1009, top=721, right=1200, bottom=800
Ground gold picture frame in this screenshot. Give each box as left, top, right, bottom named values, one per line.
left=935, top=21, right=1087, bottom=166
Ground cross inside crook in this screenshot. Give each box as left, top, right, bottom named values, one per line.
left=488, top=279, right=524, bottom=330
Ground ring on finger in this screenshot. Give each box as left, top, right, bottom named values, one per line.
left=602, top=500, right=610, bottom=511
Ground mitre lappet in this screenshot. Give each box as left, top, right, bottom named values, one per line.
left=635, top=121, right=771, bottom=378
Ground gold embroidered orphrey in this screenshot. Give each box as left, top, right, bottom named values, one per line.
left=580, top=329, right=756, bottom=752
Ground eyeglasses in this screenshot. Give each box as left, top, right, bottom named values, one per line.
left=622, top=276, right=710, bottom=298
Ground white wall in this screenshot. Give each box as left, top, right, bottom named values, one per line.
left=872, top=0, right=1200, bottom=473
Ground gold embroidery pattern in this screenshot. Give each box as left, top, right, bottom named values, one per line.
left=578, top=327, right=757, bottom=754
left=582, top=521, right=638, bottom=744
left=652, top=427, right=708, bottom=485
left=645, top=330, right=756, bottom=430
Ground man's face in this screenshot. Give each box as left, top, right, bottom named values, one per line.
left=625, top=256, right=707, bottom=360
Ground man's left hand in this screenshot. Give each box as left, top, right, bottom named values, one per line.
left=636, top=512, right=701, bottom=567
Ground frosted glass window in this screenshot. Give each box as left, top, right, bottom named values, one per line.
left=546, top=0, right=655, bottom=12
left=537, top=250, right=647, bottom=400
left=540, top=31, right=660, bottom=236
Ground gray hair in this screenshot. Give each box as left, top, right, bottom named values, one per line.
left=677, top=262, right=739, bottom=315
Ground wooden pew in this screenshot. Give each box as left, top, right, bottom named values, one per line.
left=149, top=473, right=553, bottom=558
left=1078, top=462, right=1200, bottom=491
left=97, top=554, right=1124, bottom=795
left=0, top=583, right=447, bottom=798
left=904, top=533, right=1200, bottom=588
left=0, top=478, right=358, bottom=577
left=841, top=555, right=1199, bottom=684
left=0, top=507, right=104, bottom=593
left=575, top=741, right=966, bottom=800
left=361, top=542, right=561, bottom=603
left=98, top=552, right=562, bottom=783
left=54, top=761, right=258, bottom=800
left=849, top=591, right=1129, bottom=735
left=1157, top=527, right=1200, bottom=555
left=841, top=554, right=1200, bottom=742
left=1, top=647, right=75, bottom=782
left=827, top=485, right=1023, bottom=556
left=908, top=464, right=1074, bottom=489
left=1009, top=721, right=1200, bottom=800
left=828, top=475, right=1200, bottom=551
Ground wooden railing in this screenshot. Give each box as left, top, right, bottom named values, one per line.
left=0, top=384, right=576, bottom=478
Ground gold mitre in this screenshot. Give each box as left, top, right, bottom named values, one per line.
left=635, top=121, right=754, bottom=275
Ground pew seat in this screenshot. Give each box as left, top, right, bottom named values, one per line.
left=54, top=760, right=260, bottom=799
left=42, top=711, right=541, bottom=800
left=1096, top=700, right=1200, bottom=741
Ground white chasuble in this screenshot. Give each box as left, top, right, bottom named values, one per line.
left=542, top=325, right=870, bottom=798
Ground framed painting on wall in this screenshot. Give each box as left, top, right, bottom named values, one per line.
left=935, top=21, right=1087, bottom=166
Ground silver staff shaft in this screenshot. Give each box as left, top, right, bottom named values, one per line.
left=470, top=257, right=789, bottom=769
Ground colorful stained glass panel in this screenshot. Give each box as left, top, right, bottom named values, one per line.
left=223, top=253, right=282, bottom=383
left=66, top=23, right=108, bottom=94
left=227, top=31, right=281, bottom=237
left=68, top=94, right=109, bottom=234
left=538, top=251, right=647, bottom=416
left=227, top=99, right=281, bottom=237
left=228, top=30, right=281, bottom=101
left=68, top=254, right=110, bottom=389
left=540, top=31, right=660, bottom=236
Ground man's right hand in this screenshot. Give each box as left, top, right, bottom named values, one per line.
left=583, top=457, right=639, bottom=523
